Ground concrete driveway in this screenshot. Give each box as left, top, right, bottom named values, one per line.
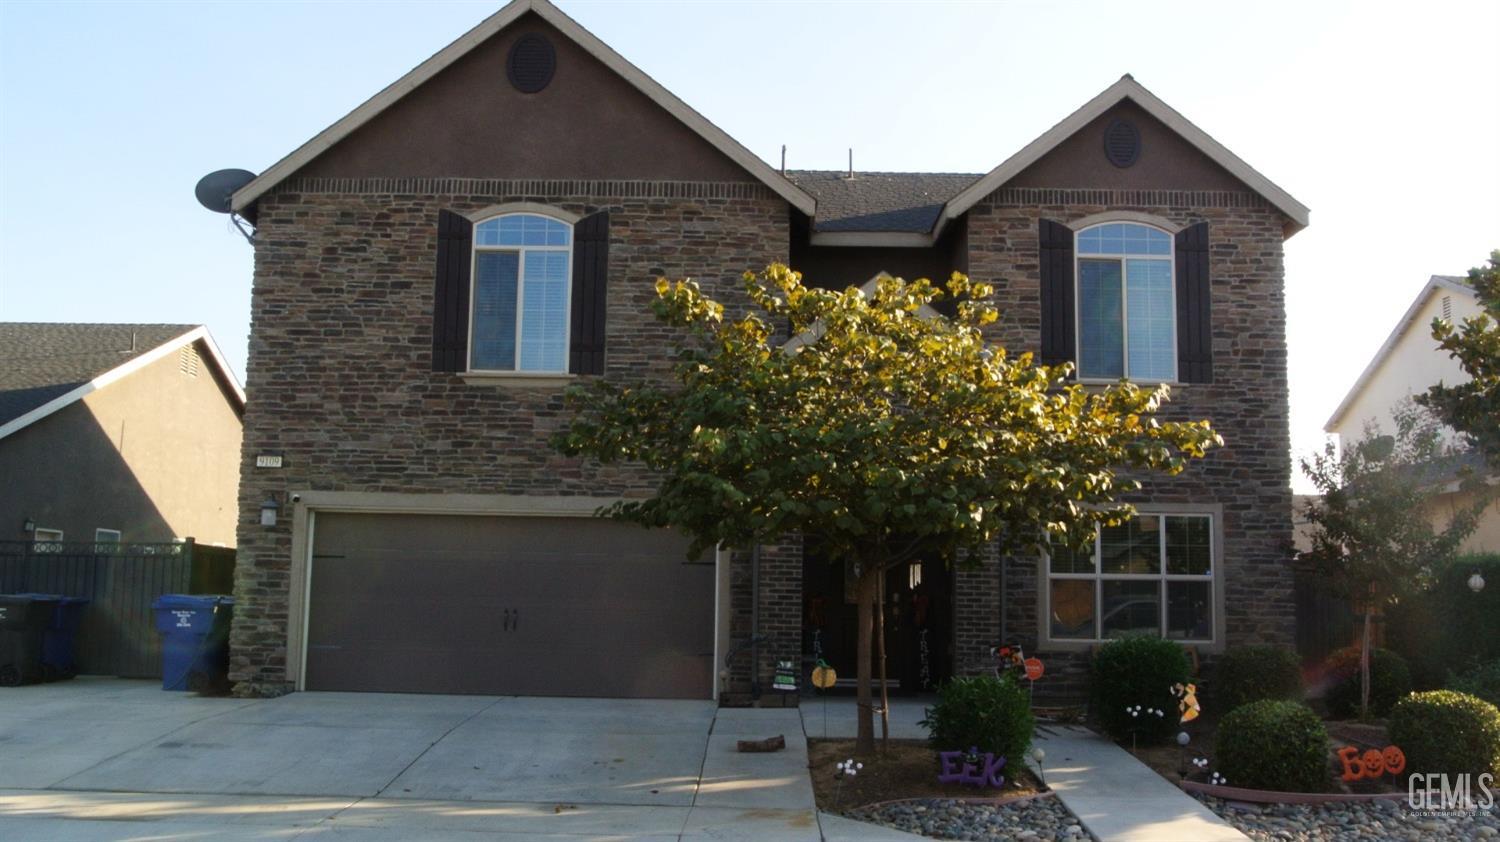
left=0, top=678, right=908, bottom=840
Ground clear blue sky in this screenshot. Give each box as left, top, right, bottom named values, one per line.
left=2, top=0, right=1496, bottom=491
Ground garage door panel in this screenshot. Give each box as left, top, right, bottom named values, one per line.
left=305, top=513, right=714, bottom=698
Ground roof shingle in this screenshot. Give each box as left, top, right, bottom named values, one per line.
left=0, top=323, right=197, bottom=426
left=786, top=170, right=982, bottom=234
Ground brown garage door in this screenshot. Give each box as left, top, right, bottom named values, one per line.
left=304, top=513, right=715, bottom=698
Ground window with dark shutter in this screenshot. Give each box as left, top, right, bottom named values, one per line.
left=1175, top=222, right=1212, bottom=383
left=569, top=211, right=610, bottom=375
left=1038, top=218, right=1076, bottom=368
left=432, top=210, right=473, bottom=372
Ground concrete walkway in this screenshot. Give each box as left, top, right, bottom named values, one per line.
left=1035, top=724, right=1248, bottom=842
left=803, top=697, right=1248, bottom=842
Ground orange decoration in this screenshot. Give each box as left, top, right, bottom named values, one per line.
left=1023, top=658, right=1044, bottom=681
left=1338, top=744, right=1406, bottom=781
left=1382, top=745, right=1406, bottom=775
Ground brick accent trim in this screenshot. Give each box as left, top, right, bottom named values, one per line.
left=270, top=177, right=778, bottom=201
left=980, top=188, right=1271, bottom=211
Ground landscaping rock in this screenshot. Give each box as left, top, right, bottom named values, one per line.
left=1194, top=794, right=1500, bottom=841
left=842, top=795, right=1096, bottom=841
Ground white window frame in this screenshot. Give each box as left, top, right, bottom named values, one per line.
left=1039, top=504, right=1225, bottom=652
left=1074, top=221, right=1178, bottom=383
left=32, top=527, right=63, bottom=553
left=467, top=211, right=574, bottom=375
left=94, top=528, right=122, bottom=546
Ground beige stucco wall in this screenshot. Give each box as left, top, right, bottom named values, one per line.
left=1425, top=487, right=1500, bottom=556
left=1330, top=288, right=1481, bottom=444
left=0, top=340, right=243, bottom=546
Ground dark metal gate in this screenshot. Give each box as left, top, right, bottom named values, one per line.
left=0, top=539, right=235, bottom=678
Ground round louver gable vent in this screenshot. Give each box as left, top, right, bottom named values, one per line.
left=1103, top=118, right=1141, bottom=168
left=507, top=34, right=556, bottom=93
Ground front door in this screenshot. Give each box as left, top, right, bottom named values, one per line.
left=801, top=544, right=952, bottom=693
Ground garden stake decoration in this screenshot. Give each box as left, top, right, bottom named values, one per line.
left=937, top=746, right=1007, bottom=788
left=1032, top=747, right=1046, bottom=788
left=1123, top=704, right=1166, bottom=754
left=811, top=659, right=837, bottom=738
left=833, top=758, right=862, bottom=808
left=1171, top=682, right=1201, bottom=723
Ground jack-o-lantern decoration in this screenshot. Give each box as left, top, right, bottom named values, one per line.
left=811, top=661, right=837, bottom=690
left=1381, top=745, right=1406, bottom=775
left=1338, top=744, right=1407, bottom=781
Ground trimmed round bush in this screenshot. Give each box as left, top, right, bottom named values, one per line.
left=1090, top=635, right=1190, bottom=744
left=1214, top=700, right=1330, bottom=792
left=1213, top=645, right=1303, bottom=710
left=1449, top=660, right=1500, bottom=707
left=919, top=674, right=1034, bottom=763
left=1324, top=647, right=1411, bottom=718
left=1388, top=690, right=1500, bottom=778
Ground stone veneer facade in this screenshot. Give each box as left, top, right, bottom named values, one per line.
left=963, top=187, right=1295, bottom=703
left=230, top=178, right=788, bottom=696
left=232, top=177, right=1295, bottom=705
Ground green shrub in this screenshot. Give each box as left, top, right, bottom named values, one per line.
left=1449, top=661, right=1500, bottom=707
left=1324, top=647, right=1412, bottom=718
left=1214, top=700, right=1330, bottom=792
left=1387, top=554, right=1500, bottom=684
left=1388, top=690, right=1500, bottom=777
left=1090, top=635, right=1190, bottom=744
left=1213, top=645, right=1303, bottom=710
left=919, top=674, right=1034, bottom=763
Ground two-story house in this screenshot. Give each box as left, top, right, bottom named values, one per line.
left=223, top=0, right=1307, bottom=702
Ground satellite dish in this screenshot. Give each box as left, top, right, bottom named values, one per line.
left=195, top=168, right=257, bottom=214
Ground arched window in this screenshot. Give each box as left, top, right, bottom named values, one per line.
left=470, top=213, right=573, bottom=373
left=1075, top=222, right=1176, bottom=381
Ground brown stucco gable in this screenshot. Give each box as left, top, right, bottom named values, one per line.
left=1006, top=100, right=1251, bottom=193
left=295, top=13, right=757, bottom=183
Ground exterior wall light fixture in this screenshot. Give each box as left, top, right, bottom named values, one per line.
left=260, top=495, right=280, bottom=527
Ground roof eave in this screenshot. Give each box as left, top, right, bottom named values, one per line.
left=0, top=326, right=245, bottom=442
left=1323, top=276, right=1476, bottom=432
left=231, top=0, right=814, bottom=216
left=935, top=76, right=1310, bottom=235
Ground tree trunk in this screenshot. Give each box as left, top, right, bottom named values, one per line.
left=855, top=565, right=880, bottom=754
left=1360, top=605, right=1373, bottom=720
left=876, top=570, right=890, bottom=744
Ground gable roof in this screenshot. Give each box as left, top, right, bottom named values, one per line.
left=787, top=171, right=981, bottom=238
left=230, top=0, right=815, bottom=216
left=1324, top=275, right=1476, bottom=431
left=939, top=75, right=1311, bottom=237
left=0, top=323, right=245, bottom=440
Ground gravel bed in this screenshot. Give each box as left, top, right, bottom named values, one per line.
left=1197, top=794, right=1500, bottom=841
left=842, top=795, right=1096, bottom=841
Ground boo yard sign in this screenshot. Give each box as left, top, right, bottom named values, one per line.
left=938, top=748, right=1006, bottom=788
left=1338, top=745, right=1406, bottom=781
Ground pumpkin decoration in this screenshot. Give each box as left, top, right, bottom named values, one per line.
left=811, top=661, right=838, bottom=690
left=1381, top=745, right=1406, bottom=775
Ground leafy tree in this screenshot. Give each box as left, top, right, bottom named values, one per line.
left=1301, top=402, right=1488, bottom=718
left=554, top=264, right=1220, bottom=752
left=1419, top=251, right=1500, bottom=464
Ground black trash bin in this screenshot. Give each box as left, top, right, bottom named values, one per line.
left=152, top=595, right=234, bottom=693
left=13, top=593, right=89, bottom=680
left=0, top=594, right=60, bottom=687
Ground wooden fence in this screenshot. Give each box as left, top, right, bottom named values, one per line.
left=1293, top=570, right=1357, bottom=665
left=0, top=539, right=235, bottom=678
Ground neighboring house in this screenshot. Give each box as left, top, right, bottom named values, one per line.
left=224, top=0, right=1307, bottom=701
left=0, top=324, right=245, bottom=548
left=1325, top=276, right=1498, bottom=553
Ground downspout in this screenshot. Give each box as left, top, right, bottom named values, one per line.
left=750, top=544, right=762, bottom=699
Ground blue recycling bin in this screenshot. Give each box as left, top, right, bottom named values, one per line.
left=12, top=593, right=88, bottom=680
left=152, top=594, right=234, bottom=692
left=0, top=594, right=58, bottom=686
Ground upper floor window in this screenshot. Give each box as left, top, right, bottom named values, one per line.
left=470, top=213, right=573, bottom=373
left=1076, top=222, right=1176, bottom=382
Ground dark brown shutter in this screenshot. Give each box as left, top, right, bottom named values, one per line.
left=431, top=210, right=473, bottom=372
left=1175, top=222, right=1212, bottom=383
left=569, top=211, right=610, bottom=375
left=1038, top=218, right=1075, bottom=368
